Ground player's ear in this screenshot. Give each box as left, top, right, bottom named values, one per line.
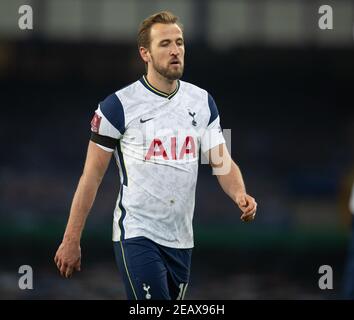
left=139, top=47, right=150, bottom=63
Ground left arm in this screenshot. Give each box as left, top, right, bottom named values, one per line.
left=208, top=143, right=257, bottom=222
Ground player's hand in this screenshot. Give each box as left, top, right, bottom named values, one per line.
left=54, top=240, right=81, bottom=278
left=235, top=193, right=257, bottom=222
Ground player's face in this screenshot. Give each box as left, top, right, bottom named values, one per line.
left=148, top=23, right=185, bottom=80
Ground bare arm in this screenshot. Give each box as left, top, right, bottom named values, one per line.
left=208, top=143, right=257, bottom=222
left=54, top=141, right=113, bottom=277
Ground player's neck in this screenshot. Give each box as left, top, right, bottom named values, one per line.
left=146, top=72, right=177, bottom=95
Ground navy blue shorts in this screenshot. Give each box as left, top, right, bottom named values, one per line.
left=113, top=236, right=192, bottom=300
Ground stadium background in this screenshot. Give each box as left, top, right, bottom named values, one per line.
left=1, top=0, right=354, bottom=299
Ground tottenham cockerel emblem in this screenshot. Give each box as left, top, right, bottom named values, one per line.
left=188, top=109, right=197, bottom=126
left=143, top=283, right=151, bottom=299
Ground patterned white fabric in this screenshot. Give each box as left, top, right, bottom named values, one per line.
left=91, top=77, right=225, bottom=248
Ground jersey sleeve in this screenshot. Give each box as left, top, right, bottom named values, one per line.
left=90, top=93, right=126, bottom=152
left=200, top=93, right=226, bottom=153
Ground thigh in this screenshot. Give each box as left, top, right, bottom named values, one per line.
left=159, top=246, right=193, bottom=300
left=343, top=220, right=354, bottom=299
left=113, top=237, right=171, bottom=300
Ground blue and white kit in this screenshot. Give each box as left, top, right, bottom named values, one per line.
left=90, top=75, right=225, bottom=299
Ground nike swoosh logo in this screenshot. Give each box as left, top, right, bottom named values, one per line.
left=140, top=117, right=154, bottom=123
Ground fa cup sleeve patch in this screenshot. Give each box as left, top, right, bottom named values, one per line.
left=91, top=113, right=102, bottom=133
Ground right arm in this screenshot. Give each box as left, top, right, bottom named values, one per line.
left=54, top=141, right=113, bottom=278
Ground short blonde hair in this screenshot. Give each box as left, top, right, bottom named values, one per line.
left=137, top=11, right=183, bottom=49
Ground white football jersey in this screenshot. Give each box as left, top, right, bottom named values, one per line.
left=90, top=76, right=225, bottom=248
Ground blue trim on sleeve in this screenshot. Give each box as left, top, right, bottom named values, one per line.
left=99, top=93, right=125, bottom=134
left=207, top=93, right=219, bottom=126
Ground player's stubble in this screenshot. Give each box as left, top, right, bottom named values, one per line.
left=151, top=54, right=184, bottom=81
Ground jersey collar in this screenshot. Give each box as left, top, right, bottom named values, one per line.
left=140, top=75, right=180, bottom=100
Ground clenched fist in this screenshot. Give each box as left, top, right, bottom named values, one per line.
left=235, top=193, right=257, bottom=222
left=54, top=240, right=81, bottom=278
